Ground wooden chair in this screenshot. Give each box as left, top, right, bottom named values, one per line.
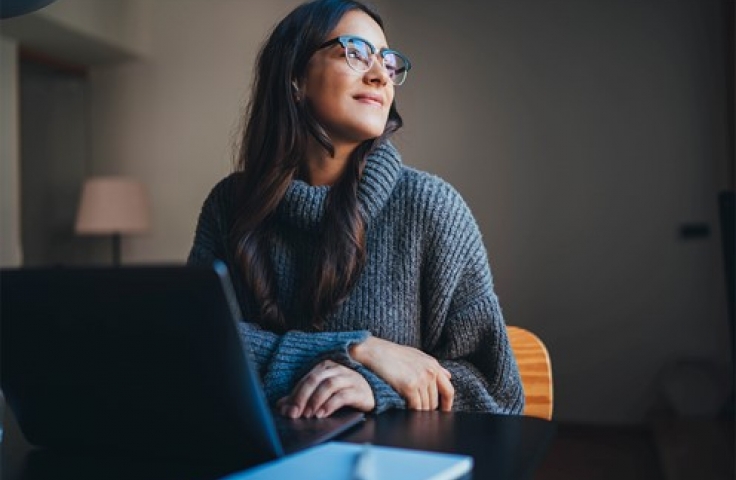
left=507, top=326, right=553, bottom=420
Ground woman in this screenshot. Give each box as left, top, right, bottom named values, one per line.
left=188, top=0, right=524, bottom=418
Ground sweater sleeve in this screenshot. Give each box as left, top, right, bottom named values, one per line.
left=436, top=297, right=524, bottom=414
left=233, top=321, right=369, bottom=406
left=421, top=181, right=525, bottom=414
left=187, top=177, right=386, bottom=408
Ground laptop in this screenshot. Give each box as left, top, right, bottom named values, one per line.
left=0, top=262, right=365, bottom=469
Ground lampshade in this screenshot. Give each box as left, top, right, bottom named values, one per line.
left=75, top=177, right=150, bottom=235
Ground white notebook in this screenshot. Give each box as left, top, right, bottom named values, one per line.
left=221, top=441, right=473, bottom=480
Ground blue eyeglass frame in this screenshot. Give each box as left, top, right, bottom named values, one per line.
left=317, top=35, right=412, bottom=85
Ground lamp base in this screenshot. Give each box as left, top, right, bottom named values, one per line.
left=112, top=233, right=121, bottom=266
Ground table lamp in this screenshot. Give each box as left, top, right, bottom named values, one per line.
left=74, top=176, right=151, bottom=266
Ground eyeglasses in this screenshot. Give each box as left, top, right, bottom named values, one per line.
left=317, top=35, right=412, bottom=86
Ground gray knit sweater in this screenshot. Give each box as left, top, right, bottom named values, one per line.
left=187, top=141, right=524, bottom=414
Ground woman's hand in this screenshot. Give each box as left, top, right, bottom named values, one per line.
left=277, top=360, right=375, bottom=418
left=350, top=337, right=454, bottom=411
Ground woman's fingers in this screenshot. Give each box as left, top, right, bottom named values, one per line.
left=279, top=360, right=338, bottom=417
left=437, top=371, right=455, bottom=412
left=278, top=360, right=375, bottom=418
left=428, top=377, right=439, bottom=411
left=303, top=373, right=351, bottom=417
left=418, top=385, right=430, bottom=410
left=350, top=337, right=452, bottom=411
left=316, top=387, right=362, bottom=418
left=405, top=391, right=421, bottom=410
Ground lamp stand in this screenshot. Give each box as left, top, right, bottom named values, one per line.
left=112, top=233, right=122, bottom=266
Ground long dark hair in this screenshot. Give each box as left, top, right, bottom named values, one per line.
left=232, top=0, right=403, bottom=333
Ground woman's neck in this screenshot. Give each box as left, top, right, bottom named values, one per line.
left=302, top=140, right=357, bottom=186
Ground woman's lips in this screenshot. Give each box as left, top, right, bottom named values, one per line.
left=353, top=93, right=384, bottom=107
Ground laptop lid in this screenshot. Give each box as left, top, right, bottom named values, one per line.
left=0, top=263, right=361, bottom=469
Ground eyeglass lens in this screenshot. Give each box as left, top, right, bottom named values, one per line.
left=345, top=38, right=408, bottom=85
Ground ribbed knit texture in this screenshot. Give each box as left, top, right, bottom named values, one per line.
left=188, top=141, right=524, bottom=414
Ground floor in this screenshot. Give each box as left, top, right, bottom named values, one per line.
left=533, top=420, right=735, bottom=480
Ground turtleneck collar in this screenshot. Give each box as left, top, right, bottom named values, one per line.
left=276, top=141, right=403, bottom=232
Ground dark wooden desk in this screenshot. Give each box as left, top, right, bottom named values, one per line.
left=2, top=408, right=555, bottom=480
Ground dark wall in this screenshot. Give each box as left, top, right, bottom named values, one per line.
left=386, top=0, right=731, bottom=423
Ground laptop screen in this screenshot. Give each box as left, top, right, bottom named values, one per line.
left=1, top=263, right=284, bottom=468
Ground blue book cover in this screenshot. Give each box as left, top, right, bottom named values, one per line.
left=221, top=442, right=473, bottom=480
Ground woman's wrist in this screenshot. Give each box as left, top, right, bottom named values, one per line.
left=350, top=335, right=377, bottom=366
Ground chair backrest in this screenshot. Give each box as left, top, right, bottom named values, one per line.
left=507, top=326, right=553, bottom=420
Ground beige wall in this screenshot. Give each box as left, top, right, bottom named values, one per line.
left=87, top=0, right=313, bottom=262
left=4, top=0, right=731, bottom=424
left=39, top=0, right=151, bottom=55
left=1, top=0, right=150, bottom=63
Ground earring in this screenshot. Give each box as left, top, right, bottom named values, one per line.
left=292, top=81, right=301, bottom=102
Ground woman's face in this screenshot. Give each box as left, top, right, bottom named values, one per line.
left=301, top=10, right=394, bottom=148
